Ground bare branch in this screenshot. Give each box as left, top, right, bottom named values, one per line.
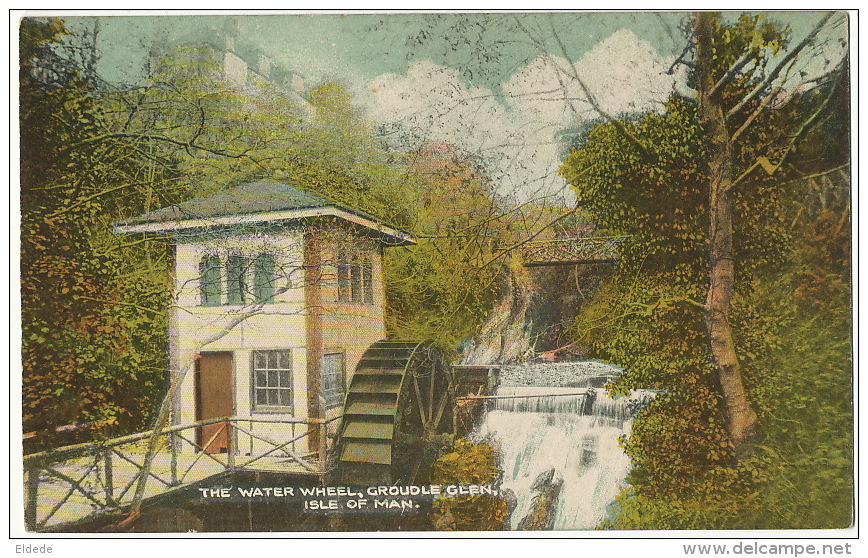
left=666, top=39, right=694, bottom=75
left=709, top=53, right=752, bottom=97
left=726, top=12, right=835, bottom=121
left=479, top=203, right=578, bottom=270
left=64, top=131, right=256, bottom=160
left=521, top=15, right=654, bottom=161
left=730, top=56, right=846, bottom=190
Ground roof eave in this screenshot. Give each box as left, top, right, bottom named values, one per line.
left=112, top=205, right=415, bottom=246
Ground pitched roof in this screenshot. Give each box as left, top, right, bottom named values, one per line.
left=112, top=180, right=414, bottom=245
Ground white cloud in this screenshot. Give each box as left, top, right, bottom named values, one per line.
left=359, top=29, right=687, bottom=203
left=503, top=29, right=686, bottom=124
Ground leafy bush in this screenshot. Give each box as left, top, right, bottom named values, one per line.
left=421, top=439, right=509, bottom=531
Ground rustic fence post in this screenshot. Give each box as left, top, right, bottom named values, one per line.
left=25, top=467, right=39, bottom=530
left=103, top=448, right=114, bottom=506
left=227, top=421, right=236, bottom=471
left=453, top=406, right=460, bottom=437
left=170, top=432, right=178, bottom=485
left=317, top=420, right=327, bottom=476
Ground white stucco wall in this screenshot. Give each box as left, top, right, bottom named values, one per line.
left=169, top=228, right=310, bottom=456
left=166, top=224, right=394, bottom=458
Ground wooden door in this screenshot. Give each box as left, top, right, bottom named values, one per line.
left=195, top=352, right=233, bottom=453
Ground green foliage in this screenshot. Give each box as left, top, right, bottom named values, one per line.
left=561, top=96, right=791, bottom=282
left=560, top=14, right=851, bottom=530
left=421, top=439, right=508, bottom=531
left=574, top=272, right=754, bottom=519
left=20, top=18, right=175, bottom=441
left=730, top=200, right=852, bottom=529
left=575, top=227, right=852, bottom=531
left=712, top=14, right=788, bottom=80
left=384, top=143, right=506, bottom=348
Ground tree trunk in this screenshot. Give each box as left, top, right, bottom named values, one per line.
left=693, top=12, right=760, bottom=456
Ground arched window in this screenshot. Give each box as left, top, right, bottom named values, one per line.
left=337, top=251, right=374, bottom=304
left=337, top=253, right=350, bottom=303
left=226, top=255, right=246, bottom=305
left=349, top=254, right=361, bottom=303
left=362, top=258, right=374, bottom=304
left=199, top=255, right=221, bottom=306
left=253, top=253, right=275, bottom=304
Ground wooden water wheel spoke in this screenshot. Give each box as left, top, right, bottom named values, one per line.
left=335, top=341, right=455, bottom=484
left=431, top=387, right=450, bottom=432
left=412, top=374, right=428, bottom=428
left=428, top=363, right=436, bottom=429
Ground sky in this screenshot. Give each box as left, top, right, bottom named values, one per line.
left=58, top=11, right=850, bottom=203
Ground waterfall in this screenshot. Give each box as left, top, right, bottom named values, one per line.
left=473, top=362, right=651, bottom=530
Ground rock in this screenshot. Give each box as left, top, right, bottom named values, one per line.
left=501, top=487, right=518, bottom=517
left=517, top=468, right=563, bottom=531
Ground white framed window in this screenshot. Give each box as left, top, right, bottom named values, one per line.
left=320, top=352, right=345, bottom=411
left=252, top=350, right=293, bottom=412
left=199, top=254, right=222, bottom=306
left=337, top=251, right=374, bottom=304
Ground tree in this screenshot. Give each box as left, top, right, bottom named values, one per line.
left=693, top=12, right=762, bottom=453
left=692, top=12, right=846, bottom=454
left=559, top=12, right=847, bottom=456
left=20, top=18, right=179, bottom=442
left=559, top=12, right=850, bottom=527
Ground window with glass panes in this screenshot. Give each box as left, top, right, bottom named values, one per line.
left=252, top=350, right=292, bottom=412
left=199, top=255, right=222, bottom=306
left=362, top=258, right=373, bottom=304
left=320, top=352, right=344, bottom=410
left=337, top=251, right=374, bottom=304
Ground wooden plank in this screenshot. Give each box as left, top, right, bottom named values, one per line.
left=348, top=381, right=402, bottom=394
left=344, top=401, right=397, bottom=416
left=342, top=422, right=394, bottom=439
left=341, top=440, right=392, bottom=464
left=196, top=352, right=233, bottom=454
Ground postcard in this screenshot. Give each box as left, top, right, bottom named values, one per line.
left=15, top=10, right=854, bottom=537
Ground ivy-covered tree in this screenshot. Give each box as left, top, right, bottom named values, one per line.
left=20, top=18, right=179, bottom=443
left=560, top=12, right=850, bottom=528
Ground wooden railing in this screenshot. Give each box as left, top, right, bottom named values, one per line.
left=22, top=415, right=341, bottom=532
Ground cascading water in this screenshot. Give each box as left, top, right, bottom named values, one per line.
left=473, top=361, right=652, bottom=530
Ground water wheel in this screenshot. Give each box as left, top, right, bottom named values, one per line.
left=336, top=340, right=454, bottom=484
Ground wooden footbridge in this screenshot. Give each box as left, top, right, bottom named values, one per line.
left=22, top=415, right=340, bottom=532
left=521, top=236, right=627, bottom=267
